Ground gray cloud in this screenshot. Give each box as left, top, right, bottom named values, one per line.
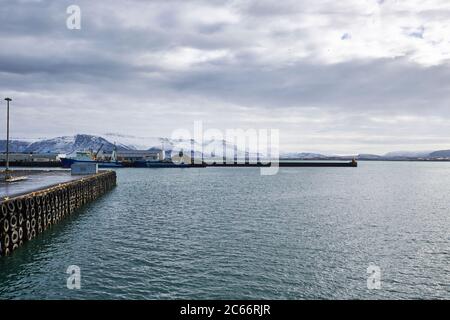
left=0, top=0, right=450, bottom=154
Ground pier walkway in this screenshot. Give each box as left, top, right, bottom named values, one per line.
left=0, top=170, right=80, bottom=198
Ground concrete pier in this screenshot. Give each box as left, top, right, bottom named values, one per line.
left=0, top=170, right=116, bottom=257
left=0, top=170, right=84, bottom=198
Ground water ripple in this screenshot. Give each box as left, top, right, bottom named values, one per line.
left=0, top=163, right=449, bottom=299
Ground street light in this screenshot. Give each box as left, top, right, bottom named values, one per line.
left=4, top=97, right=12, bottom=180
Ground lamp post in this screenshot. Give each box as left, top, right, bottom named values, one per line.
left=4, top=97, right=12, bottom=180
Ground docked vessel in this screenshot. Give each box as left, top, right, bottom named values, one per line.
left=60, top=146, right=123, bottom=168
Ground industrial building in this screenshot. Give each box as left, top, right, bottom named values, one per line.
left=0, top=153, right=60, bottom=162
left=101, top=150, right=164, bottom=162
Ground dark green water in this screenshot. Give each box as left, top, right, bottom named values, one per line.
left=0, top=162, right=449, bottom=299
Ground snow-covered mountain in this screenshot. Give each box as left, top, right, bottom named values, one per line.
left=357, top=154, right=383, bottom=160
left=0, top=134, right=132, bottom=155
left=102, top=133, right=262, bottom=159
left=0, top=134, right=262, bottom=158
left=280, top=152, right=328, bottom=159
left=383, top=151, right=432, bottom=158
left=428, top=150, right=450, bottom=158
left=0, top=140, right=32, bottom=153
left=101, top=133, right=163, bottom=150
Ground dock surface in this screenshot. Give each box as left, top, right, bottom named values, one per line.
left=0, top=170, right=81, bottom=198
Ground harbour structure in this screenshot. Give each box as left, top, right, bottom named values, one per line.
left=191, top=160, right=358, bottom=167
left=133, top=149, right=191, bottom=167
left=103, top=149, right=165, bottom=162
left=0, top=170, right=116, bottom=257
left=60, top=145, right=123, bottom=168
left=0, top=152, right=60, bottom=163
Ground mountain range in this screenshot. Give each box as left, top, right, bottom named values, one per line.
left=0, top=135, right=130, bottom=155
left=1, top=133, right=450, bottom=160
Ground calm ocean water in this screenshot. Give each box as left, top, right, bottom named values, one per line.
left=0, top=162, right=449, bottom=299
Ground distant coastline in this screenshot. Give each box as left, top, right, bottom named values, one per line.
left=1, top=133, right=450, bottom=162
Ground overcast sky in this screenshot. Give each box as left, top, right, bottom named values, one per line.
left=1, top=0, right=450, bottom=154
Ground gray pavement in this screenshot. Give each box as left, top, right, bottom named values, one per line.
left=0, top=169, right=79, bottom=198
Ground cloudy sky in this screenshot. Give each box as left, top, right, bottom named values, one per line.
left=1, top=0, right=450, bottom=154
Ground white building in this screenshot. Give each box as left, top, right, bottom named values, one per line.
left=0, top=153, right=60, bottom=162
left=102, top=150, right=165, bottom=162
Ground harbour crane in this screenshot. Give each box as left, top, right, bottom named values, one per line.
left=93, top=143, right=104, bottom=160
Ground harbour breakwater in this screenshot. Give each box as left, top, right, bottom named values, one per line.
left=0, top=171, right=116, bottom=257
left=195, top=161, right=358, bottom=167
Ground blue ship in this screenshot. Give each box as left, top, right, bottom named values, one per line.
left=61, top=149, right=123, bottom=168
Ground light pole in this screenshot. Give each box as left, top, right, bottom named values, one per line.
left=4, top=97, right=12, bottom=179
